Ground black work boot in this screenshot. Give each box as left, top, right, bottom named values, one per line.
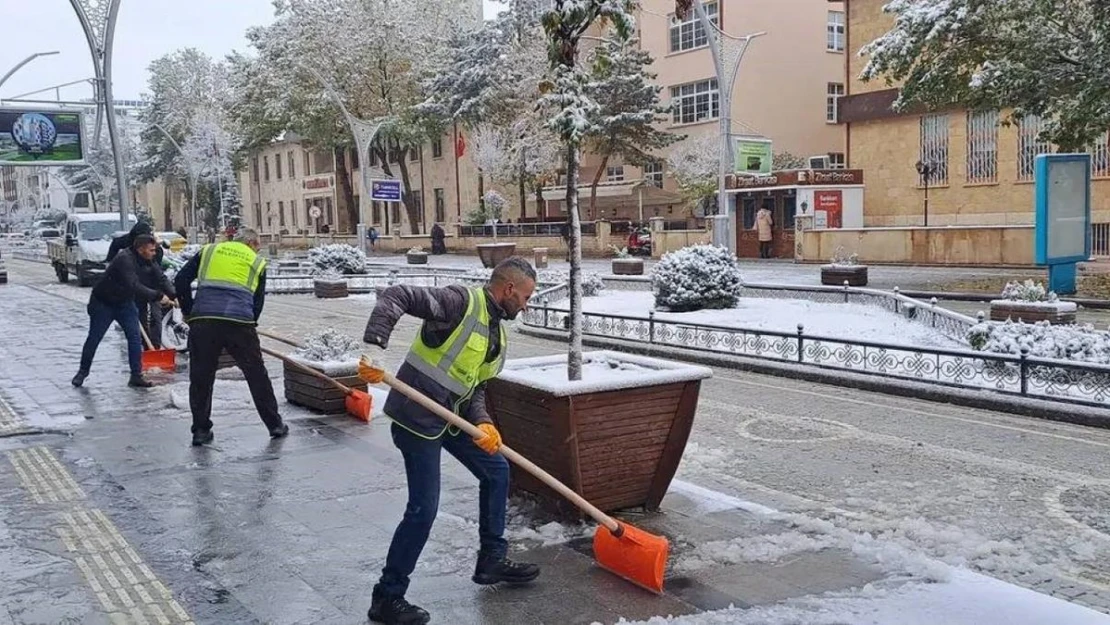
left=191, top=430, right=214, bottom=447
left=367, top=589, right=430, bottom=625
left=127, top=374, right=153, bottom=388
left=71, top=370, right=89, bottom=388
left=472, top=554, right=540, bottom=585
left=269, top=423, right=289, bottom=439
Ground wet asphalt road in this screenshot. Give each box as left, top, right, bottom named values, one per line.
left=3, top=257, right=1110, bottom=623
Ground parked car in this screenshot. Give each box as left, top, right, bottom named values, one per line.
left=156, top=231, right=187, bottom=253
left=33, top=227, right=62, bottom=240
left=48, top=213, right=137, bottom=286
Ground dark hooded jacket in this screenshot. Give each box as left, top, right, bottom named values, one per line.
left=106, top=222, right=164, bottom=266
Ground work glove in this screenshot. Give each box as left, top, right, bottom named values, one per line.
left=474, top=422, right=502, bottom=455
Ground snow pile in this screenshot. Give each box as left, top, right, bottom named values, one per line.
left=505, top=497, right=590, bottom=547
left=307, top=243, right=366, bottom=276
left=498, top=351, right=711, bottom=396
left=651, top=245, right=742, bottom=312
left=289, top=329, right=362, bottom=376
left=999, top=279, right=1057, bottom=303
left=967, top=320, right=1110, bottom=364
left=162, top=244, right=202, bottom=281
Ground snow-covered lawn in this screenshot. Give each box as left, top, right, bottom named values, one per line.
left=565, top=291, right=958, bottom=349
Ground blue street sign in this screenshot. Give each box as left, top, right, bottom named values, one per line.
left=1034, top=154, right=1091, bottom=295
left=370, top=179, right=403, bottom=202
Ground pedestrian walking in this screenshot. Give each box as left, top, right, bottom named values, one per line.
left=756, top=205, right=774, bottom=259
left=358, top=257, right=540, bottom=625
left=72, top=234, right=172, bottom=389
left=173, top=228, right=287, bottom=446
left=369, top=226, right=379, bottom=251
left=430, top=223, right=446, bottom=255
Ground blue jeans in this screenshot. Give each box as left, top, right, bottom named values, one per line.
left=376, top=422, right=510, bottom=598
left=79, top=297, right=143, bottom=376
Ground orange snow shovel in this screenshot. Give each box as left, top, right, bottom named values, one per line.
left=137, top=324, right=176, bottom=372
left=256, top=330, right=373, bottom=422
left=358, top=357, right=670, bottom=594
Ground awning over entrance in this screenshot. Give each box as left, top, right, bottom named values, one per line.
left=536, top=179, right=685, bottom=221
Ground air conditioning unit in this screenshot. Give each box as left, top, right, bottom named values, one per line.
left=808, top=155, right=830, bottom=169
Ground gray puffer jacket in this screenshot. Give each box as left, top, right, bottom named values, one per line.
left=364, top=284, right=504, bottom=439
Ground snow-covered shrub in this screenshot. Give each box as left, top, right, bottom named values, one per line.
left=968, top=320, right=1110, bottom=364
left=483, top=191, right=507, bottom=222
left=610, top=245, right=631, bottom=259
left=829, top=246, right=860, bottom=266
left=407, top=246, right=425, bottom=254
left=308, top=243, right=366, bottom=275
left=292, top=329, right=361, bottom=363
left=651, top=244, right=742, bottom=312
left=999, top=279, right=1058, bottom=303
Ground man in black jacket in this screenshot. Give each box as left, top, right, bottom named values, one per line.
left=106, top=221, right=164, bottom=266
left=109, top=221, right=172, bottom=347
left=358, top=257, right=539, bottom=625
left=73, top=235, right=172, bottom=389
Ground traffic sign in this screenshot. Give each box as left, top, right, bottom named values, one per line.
left=370, top=179, right=403, bottom=202
left=309, top=205, right=322, bottom=219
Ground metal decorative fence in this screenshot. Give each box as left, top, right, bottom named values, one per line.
left=457, top=221, right=596, bottom=238
left=521, top=304, right=1110, bottom=409
left=266, top=272, right=490, bottom=295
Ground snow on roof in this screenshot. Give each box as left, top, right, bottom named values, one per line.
left=497, top=350, right=712, bottom=397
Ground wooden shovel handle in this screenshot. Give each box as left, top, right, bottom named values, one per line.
left=259, top=345, right=354, bottom=395
left=379, top=369, right=622, bottom=534
left=258, top=329, right=302, bottom=348
left=137, top=323, right=155, bottom=351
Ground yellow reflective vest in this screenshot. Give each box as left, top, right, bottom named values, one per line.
left=189, top=242, right=266, bottom=324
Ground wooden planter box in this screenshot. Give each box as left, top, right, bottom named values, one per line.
left=406, top=252, right=428, bottom=265
left=487, top=351, right=712, bottom=518
left=314, top=279, right=349, bottom=299
left=821, top=264, right=868, bottom=287
left=0, top=264, right=6, bottom=284
left=477, top=242, right=517, bottom=268
left=283, top=359, right=368, bottom=414
left=611, top=258, right=644, bottom=276
left=990, top=300, right=1078, bottom=325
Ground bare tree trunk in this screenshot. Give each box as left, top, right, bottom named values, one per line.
left=393, top=150, right=422, bottom=235
left=565, top=142, right=583, bottom=381
left=163, top=181, right=172, bottom=229
left=518, top=162, right=528, bottom=221
left=334, top=147, right=357, bottom=233
left=588, top=153, right=609, bottom=220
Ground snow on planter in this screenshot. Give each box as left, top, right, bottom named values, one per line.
left=651, top=244, right=742, bottom=312
left=968, top=320, right=1110, bottom=364
left=488, top=351, right=712, bottom=516
left=307, top=243, right=367, bottom=275
left=989, top=280, right=1077, bottom=324
left=288, top=329, right=362, bottom=376
left=284, top=330, right=368, bottom=415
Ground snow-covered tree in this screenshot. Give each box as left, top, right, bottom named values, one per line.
left=667, top=134, right=718, bottom=208
left=63, top=112, right=143, bottom=216
left=230, top=0, right=460, bottom=234
left=773, top=151, right=807, bottom=170
left=651, top=244, right=743, bottom=312
left=861, top=0, right=1110, bottom=150
left=181, top=113, right=243, bottom=228
left=541, top=0, right=635, bottom=381
left=307, top=243, right=367, bottom=275
left=584, top=35, right=679, bottom=217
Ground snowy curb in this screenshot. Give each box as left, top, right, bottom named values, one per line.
left=989, top=300, right=1079, bottom=313
left=516, top=326, right=1110, bottom=430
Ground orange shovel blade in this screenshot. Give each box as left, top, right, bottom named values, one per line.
left=345, top=390, right=373, bottom=422
left=592, top=522, right=669, bottom=594
left=141, top=348, right=176, bottom=373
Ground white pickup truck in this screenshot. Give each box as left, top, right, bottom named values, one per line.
left=48, top=213, right=136, bottom=287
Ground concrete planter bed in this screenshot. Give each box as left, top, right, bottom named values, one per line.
left=476, top=242, right=517, bottom=268
left=313, top=278, right=349, bottom=299
left=486, top=351, right=711, bottom=518
left=283, top=358, right=368, bottom=414
left=406, top=252, right=428, bottom=265
left=989, top=300, right=1078, bottom=325
left=611, top=258, right=644, bottom=276
left=821, top=264, right=868, bottom=287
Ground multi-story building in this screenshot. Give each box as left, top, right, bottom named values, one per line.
left=838, top=0, right=1110, bottom=227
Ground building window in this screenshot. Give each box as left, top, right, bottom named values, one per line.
left=256, top=203, right=263, bottom=227
left=826, top=83, right=844, bottom=123
left=251, top=157, right=260, bottom=183
left=434, top=188, right=446, bottom=222
left=606, top=165, right=625, bottom=182
left=350, top=147, right=359, bottom=170
left=966, top=109, right=999, bottom=184
left=303, top=151, right=311, bottom=175
left=741, top=196, right=757, bottom=230
left=278, top=200, right=285, bottom=227
left=275, top=153, right=283, bottom=180
left=292, top=198, right=299, bottom=226
left=827, top=11, right=845, bottom=52
left=288, top=151, right=295, bottom=178
left=372, top=201, right=381, bottom=225
left=669, top=1, right=718, bottom=53
left=643, top=161, right=664, bottom=187
left=263, top=156, right=270, bottom=182
left=411, top=191, right=423, bottom=226
left=828, top=152, right=846, bottom=169
left=391, top=203, right=401, bottom=225
left=432, top=138, right=443, bottom=159
left=1017, top=116, right=1051, bottom=182
left=919, top=113, right=950, bottom=186
left=1091, top=131, right=1110, bottom=179
left=410, top=148, right=419, bottom=162
left=670, top=78, right=719, bottom=125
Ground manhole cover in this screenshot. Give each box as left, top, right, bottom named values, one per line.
left=1060, top=485, right=1110, bottom=535
left=739, top=416, right=853, bottom=442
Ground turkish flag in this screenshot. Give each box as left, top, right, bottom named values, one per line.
left=455, top=133, right=466, bottom=158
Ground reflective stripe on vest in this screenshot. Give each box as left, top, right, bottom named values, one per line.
left=403, top=287, right=505, bottom=398
left=197, top=242, right=266, bottom=293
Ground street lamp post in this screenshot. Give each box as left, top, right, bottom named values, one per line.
left=0, top=51, right=60, bottom=98
left=68, top=0, right=131, bottom=232
left=915, top=160, right=934, bottom=227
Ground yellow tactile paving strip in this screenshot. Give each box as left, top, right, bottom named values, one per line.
left=6, top=446, right=195, bottom=625
left=0, top=393, right=29, bottom=435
